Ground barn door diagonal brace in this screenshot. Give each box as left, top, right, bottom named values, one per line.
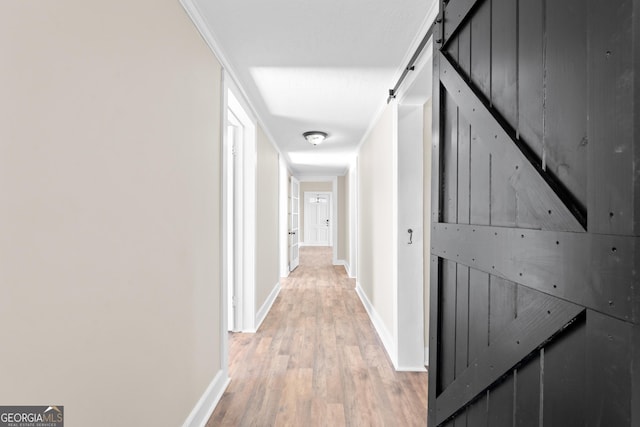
left=439, top=52, right=586, bottom=232
left=435, top=302, right=585, bottom=424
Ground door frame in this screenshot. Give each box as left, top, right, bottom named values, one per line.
left=297, top=176, right=339, bottom=262
left=303, top=191, right=333, bottom=246
left=222, top=74, right=257, bottom=338
left=224, top=111, right=241, bottom=332
left=395, top=37, right=434, bottom=369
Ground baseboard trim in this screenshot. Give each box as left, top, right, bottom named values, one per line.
left=355, top=282, right=397, bottom=367
left=299, top=242, right=330, bottom=247
left=254, top=281, right=281, bottom=332
left=424, top=346, right=429, bottom=367
left=396, top=365, right=428, bottom=372
left=346, top=263, right=355, bottom=279
left=182, top=370, right=230, bottom=427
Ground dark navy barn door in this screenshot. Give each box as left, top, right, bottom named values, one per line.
left=428, top=0, right=640, bottom=425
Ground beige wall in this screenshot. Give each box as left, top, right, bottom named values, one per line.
left=358, top=104, right=395, bottom=333
left=299, top=181, right=332, bottom=243
left=0, top=1, right=222, bottom=426
left=256, top=126, right=280, bottom=311
left=423, top=99, right=433, bottom=354
left=337, top=175, right=349, bottom=262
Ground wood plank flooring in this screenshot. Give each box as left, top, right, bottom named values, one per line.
left=207, top=246, right=428, bottom=426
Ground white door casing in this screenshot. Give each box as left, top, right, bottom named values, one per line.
left=225, top=119, right=239, bottom=331
left=222, top=81, right=257, bottom=334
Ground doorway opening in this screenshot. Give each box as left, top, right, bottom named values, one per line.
left=393, top=33, right=433, bottom=370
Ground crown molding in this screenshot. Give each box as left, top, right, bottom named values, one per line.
left=179, top=0, right=285, bottom=158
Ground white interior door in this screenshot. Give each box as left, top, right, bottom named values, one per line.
left=289, top=177, right=300, bottom=271
left=304, top=193, right=331, bottom=246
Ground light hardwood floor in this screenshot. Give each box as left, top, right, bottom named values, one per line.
left=207, top=246, right=428, bottom=426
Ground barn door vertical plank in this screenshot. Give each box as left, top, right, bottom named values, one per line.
left=466, top=391, right=488, bottom=427
left=467, top=269, right=489, bottom=364
left=517, top=0, right=544, bottom=161
left=586, top=0, right=636, bottom=236
left=487, top=375, right=514, bottom=427
left=544, top=0, right=588, bottom=213
left=542, top=317, right=586, bottom=425
left=516, top=0, right=544, bottom=229
left=634, top=0, right=640, bottom=237
left=457, top=25, right=472, bottom=227
left=470, top=0, right=491, bottom=102
left=454, top=265, right=470, bottom=381
left=585, top=310, right=632, bottom=426
left=439, top=260, right=458, bottom=391
left=632, top=321, right=640, bottom=427
left=443, top=91, right=459, bottom=224
left=453, top=408, right=467, bottom=427
left=489, top=0, right=517, bottom=228
left=428, top=256, right=441, bottom=427
left=514, top=354, right=541, bottom=426
left=490, top=0, right=517, bottom=129
left=457, top=117, right=471, bottom=226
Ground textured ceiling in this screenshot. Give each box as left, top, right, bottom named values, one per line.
left=194, top=0, right=437, bottom=176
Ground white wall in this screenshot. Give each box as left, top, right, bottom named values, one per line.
left=0, top=1, right=224, bottom=425
left=356, top=99, right=428, bottom=371
left=337, top=175, right=349, bottom=264
left=397, top=104, right=425, bottom=370
left=348, top=161, right=358, bottom=279
left=357, top=104, right=396, bottom=349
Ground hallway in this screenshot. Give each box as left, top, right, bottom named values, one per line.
left=208, top=247, right=428, bottom=426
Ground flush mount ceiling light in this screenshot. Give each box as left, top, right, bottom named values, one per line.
left=303, top=131, right=328, bottom=146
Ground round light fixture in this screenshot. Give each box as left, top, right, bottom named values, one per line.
left=303, top=131, right=328, bottom=146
